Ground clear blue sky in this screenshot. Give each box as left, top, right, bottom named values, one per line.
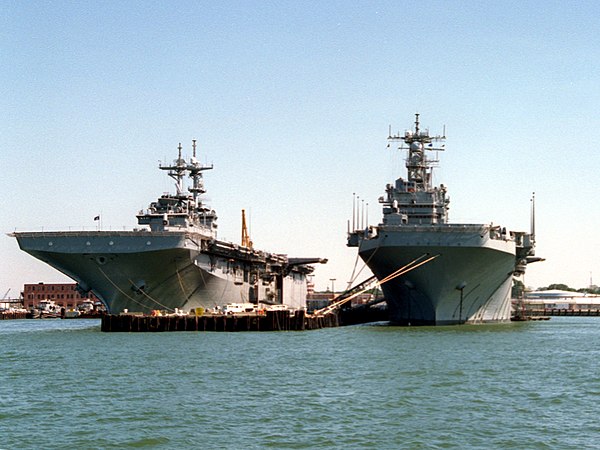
left=2, top=0, right=599, bottom=298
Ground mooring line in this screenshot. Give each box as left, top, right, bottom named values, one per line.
left=175, top=264, right=190, bottom=300
left=346, top=235, right=384, bottom=289
left=312, top=253, right=439, bottom=316
left=97, top=265, right=168, bottom=311
left=132, top=282, right=174, bottom=312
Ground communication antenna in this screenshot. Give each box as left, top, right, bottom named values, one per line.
left=361, top=199, right=365, bottom=229
left=352, top=193, right=356, bottom=231
left=530, top=192, right=536, bottom=243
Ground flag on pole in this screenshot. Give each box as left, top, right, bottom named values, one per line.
left=94, top=216, right=100, bottom=221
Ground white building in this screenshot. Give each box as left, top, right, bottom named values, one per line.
left=525, top=290, right=600, bottom=310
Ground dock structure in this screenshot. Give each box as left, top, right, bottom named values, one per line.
left=528, top=308, right=600, bottom=317
left=101, top=309, right=341, bottom=332
left=0, top=311, right=28, bottom=320
left=511, top=307, right=600, bottom=321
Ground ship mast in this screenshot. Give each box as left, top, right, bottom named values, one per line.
left=159, top=140, right=213, bottom=204
left=187, top=139, right=213, bottom=206
left=160, top=143, right=187, bottom=196
left=388, top=113, right=446, bottom=191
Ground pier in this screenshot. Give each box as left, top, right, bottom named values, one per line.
left=527, top=308, right=600, bottom=317
left=0, top=311, right=28, bottom=320
left=511, top=307, right=600, bottom=321
left=100, top=301, right=391, bottom=332
left=101, top=309, right=342, bottom=332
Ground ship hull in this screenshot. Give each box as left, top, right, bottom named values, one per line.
left=358, top=226, right=516, bottom=325
left=14, top=231, right=308, bottom=314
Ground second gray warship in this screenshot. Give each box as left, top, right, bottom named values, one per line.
left=348, top=114, right=539, bottom=325
left=13, top=141, right=326, bottom=314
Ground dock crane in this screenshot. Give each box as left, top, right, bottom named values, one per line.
left=241, top=209, right=253, bottom=249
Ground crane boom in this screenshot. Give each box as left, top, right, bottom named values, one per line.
left=241, top=209, right=253, bottom=248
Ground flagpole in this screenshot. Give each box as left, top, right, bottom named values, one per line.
left=94, top=213, right=102, bottom=230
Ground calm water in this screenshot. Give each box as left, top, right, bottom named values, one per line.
left=1, top=317, right=599, bottom=449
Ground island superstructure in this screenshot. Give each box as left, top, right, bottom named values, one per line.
left=13, top=141, right=326, bottom=314
left=348, top=114, right=538, bottom=325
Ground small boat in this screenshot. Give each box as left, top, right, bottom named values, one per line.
left=32, top=300, right=62, bottom=319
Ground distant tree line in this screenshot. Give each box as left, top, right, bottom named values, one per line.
left=512, top=280, right=600, bottom=298
left=536, top=283, right=600, bottom=295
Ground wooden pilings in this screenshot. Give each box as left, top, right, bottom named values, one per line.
left=101, top=309, right=341, bottom=332
left=512, top=308, right=600, bottom=320
left=533, top=308, right=600, bottom=317
left=0, top=311, right=28, bottom=320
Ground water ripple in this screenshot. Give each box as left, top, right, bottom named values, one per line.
left=1, top=317, right=600, bottom=448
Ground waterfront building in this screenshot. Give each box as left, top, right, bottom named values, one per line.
left=22, top=282, right=101, bottom=310
left=523, top=289, right=600, bottom=310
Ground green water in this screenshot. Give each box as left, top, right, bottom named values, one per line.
left=1, top=318, right=599, bottom=449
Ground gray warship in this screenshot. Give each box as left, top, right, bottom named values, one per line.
left=348, top=114, right=539, bottom=325
left=13, top=141, right=326, bottom=314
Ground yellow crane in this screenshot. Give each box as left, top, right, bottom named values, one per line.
left=241, top=209, right=253, bottom=248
